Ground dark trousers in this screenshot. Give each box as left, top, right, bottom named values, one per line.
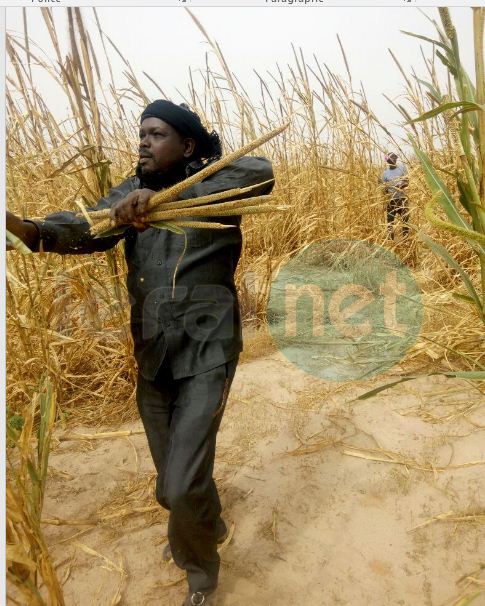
left=387, top=196, right=410, bottom=238
left=136, top=355, right=239, bottom=593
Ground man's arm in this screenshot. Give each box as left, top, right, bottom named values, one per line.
left=8, top=178, right=138, bottom=255
left=178, top=156, right=275, bottom=201
left=103, top=157, right=274, bottom=234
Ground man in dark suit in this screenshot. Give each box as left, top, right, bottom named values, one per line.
left=7, top=100, right=274, bottom=606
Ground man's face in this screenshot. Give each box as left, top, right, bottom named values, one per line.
left=138, top=117, right=195, bottom=175
left=386, top=154, right=398, bottom=167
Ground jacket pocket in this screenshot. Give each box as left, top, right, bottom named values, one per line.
left=125, top=228, right=160, bottom=266
left=184, top=225, right=214, bottom=248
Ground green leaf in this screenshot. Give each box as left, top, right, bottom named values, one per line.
left=149, top=221, right=186, bottom=235
left=419, top=233, right=482, bottom=314
left=93, top=226, right=129, bottom=239
left=355, top=371, right=485, bottom=401
left=407, top=101, right=484, bottom=124
left=414, top=78, right=443, bottom=104
left=450, top=107, right=483, bottom=121
left=445, top=371, right=485, bottom=380
left=400, top=30, right=449, bottom=51
left=452, top=293, right=476, bottom=305
left=456, top=178, right=477, bottom=220
left=436, top=50, right=457, bottom=76
left=410, top=139, right=472, bottom=232
left=6, top=229, right=32, bottom=255
left=424, top=199, right=485, bottom=254
left=37, top=379, right=55, bottom=502
left=8, top=413, right=24, bottom=432
left=355, top=377, right=417, bottom=400
left=26, top=460, right=40, bottom=486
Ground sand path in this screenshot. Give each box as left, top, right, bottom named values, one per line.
left=41, top=350, right=485, bottom=606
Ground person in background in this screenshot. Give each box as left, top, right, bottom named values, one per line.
left=380, top=152, right=410, bottom=239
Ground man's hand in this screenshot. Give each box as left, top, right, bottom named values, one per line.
left=109, top=188, right=156, bottom=231
left=6, top=211, right=39, bottom=251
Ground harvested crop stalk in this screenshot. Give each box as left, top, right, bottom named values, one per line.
left=89, top=122, right=289, bottom=237
left=145, top=195, right=275, bottom=222
left=171, top=221, right=233, bottom=229
left=149, top=203, right=285, bottom=223
left=144, top=122, right=288, bottom=211
left=156, top=178, right=275, bottom=211
left=91, top=218, right=112, bottom=236
left=85, top=179, right=275, bottom=220
left=90, top=197, right=284, bottom=236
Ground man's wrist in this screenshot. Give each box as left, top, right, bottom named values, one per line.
left=20, top=220, right=41, bottom=251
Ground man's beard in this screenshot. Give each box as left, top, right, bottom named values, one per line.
left=136, top=160, right=190, bottom=191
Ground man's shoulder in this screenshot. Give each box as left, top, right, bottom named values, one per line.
left=204, top=155, right=273, bottom=181
left=180, top=155, right=274, bottom=200
left=201, top=155, right=272, bottom=175
left=229, top=155, right=272, bottom=168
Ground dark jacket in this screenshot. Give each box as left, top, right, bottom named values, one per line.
left=31, top=156, right=274, bottom=380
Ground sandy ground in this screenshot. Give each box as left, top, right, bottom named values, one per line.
left=38, top=347, right=485, bottom=606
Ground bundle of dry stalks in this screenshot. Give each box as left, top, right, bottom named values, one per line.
left=87, top=123, right=289, bottom=237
